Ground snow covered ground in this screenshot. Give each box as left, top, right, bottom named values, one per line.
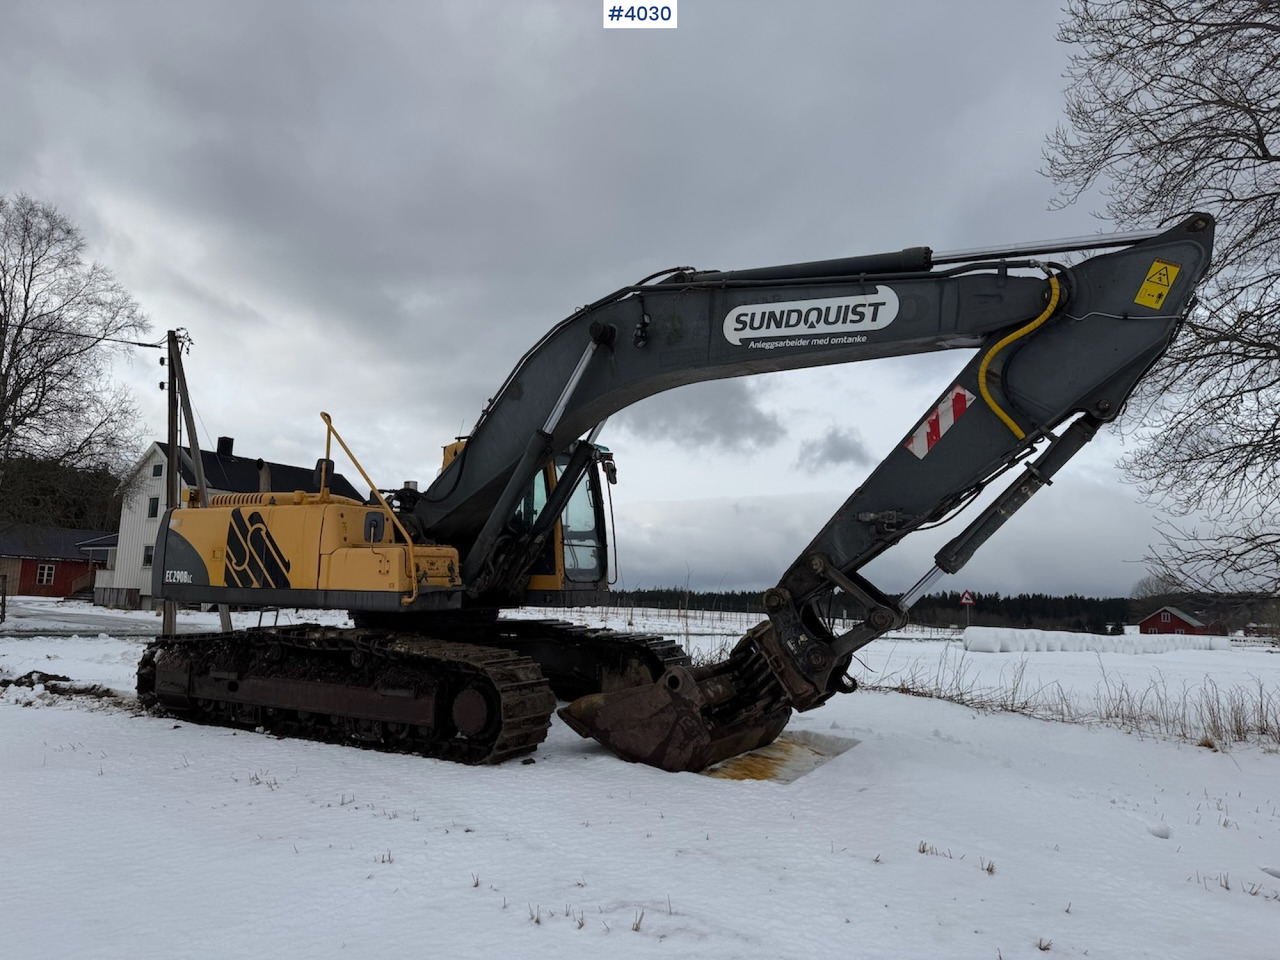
left=964, top=625, right=1233, bottom=654
left=3, top=598, right=1279, bottom=959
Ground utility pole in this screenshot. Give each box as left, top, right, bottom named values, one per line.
left=161, top=330, right=232, bottom=635
left=162, top=332, right=179, bottom=636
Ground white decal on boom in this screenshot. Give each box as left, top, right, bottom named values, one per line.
left=723, top=287, right=899, bottom=346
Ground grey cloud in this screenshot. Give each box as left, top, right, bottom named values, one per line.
left=0, top=0, right=1133, bottom=594
left=613, top=494, right=842, bottom=591
left=612, top=380, right=784, bottom=453
left=4, top=1, right=1087, bottom=431
left=861, top=468, right=1160, bottom=598
left=795, top=426, right=873, bottom=472
left=1, top=1, right=1075, bottom=343
left=617, top=467, right=1160, bottom=598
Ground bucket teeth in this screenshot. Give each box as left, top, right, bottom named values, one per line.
left=558, top=663, right=791, bottom=772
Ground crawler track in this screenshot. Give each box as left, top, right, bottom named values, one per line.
left=136, top=619, right=690, bottom=765
left=483, top=618, right=690, bottom=701
left=138, top=626, right=556, bottom=764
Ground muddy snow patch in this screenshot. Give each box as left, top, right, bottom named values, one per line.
left=0, top=670, right=127, bottom=709
left=703, top=729, right=858, bottom=783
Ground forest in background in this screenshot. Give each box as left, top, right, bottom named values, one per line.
left=608, top=586, right=1278, bottom=634
left=0, top=458, right=127, bottom=533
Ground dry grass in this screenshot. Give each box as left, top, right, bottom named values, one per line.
left=863, top=651, right=1280, bottom=751
left=599, top=604, right=1280, bottom=750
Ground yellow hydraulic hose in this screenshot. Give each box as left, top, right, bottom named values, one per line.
left=977, top=274, right=1061, bottom=441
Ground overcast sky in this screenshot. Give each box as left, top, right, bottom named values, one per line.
left=2, top=0, right=1173, bottom=598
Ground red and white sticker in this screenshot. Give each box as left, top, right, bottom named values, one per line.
left=904, top=385, right=975, bottom=459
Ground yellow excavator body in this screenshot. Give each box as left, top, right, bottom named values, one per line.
left=161, top=491, right=461, bottom=603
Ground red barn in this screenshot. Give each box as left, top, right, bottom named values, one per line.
left=0, top=525, right=114, bottom=598
left=1138, top=605, right=1226, bottom=636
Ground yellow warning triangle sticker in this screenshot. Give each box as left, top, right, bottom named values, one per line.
left=1135, top=258, right=1181, bottom=309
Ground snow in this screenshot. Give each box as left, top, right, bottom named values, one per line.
left=0, top=594, right=353, bottom=636
left=3, top=599, right=1279, bottom=959
left=964, top=625, right=1232, bottom=654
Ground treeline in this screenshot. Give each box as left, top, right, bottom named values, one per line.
left=607, top=586, right=1273, bottom=633
left=908, top=591, right=1129, bottom=633
left=611, top=587, right=767, bottom=615
left=0, top=457, right=127, bottom=532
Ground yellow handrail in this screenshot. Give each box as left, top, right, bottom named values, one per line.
left=320, top=412, right=421, bottom=606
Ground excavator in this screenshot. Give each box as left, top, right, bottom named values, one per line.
left=139, top=213, right=1215, bottom=771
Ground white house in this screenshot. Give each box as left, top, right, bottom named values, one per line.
left=94, top=437, right=362, bottom=609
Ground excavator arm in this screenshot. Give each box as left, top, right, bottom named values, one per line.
left=422, top=213, right=1214, bottom=770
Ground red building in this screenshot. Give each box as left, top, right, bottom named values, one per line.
left=0, top=525, right=114, bottom=598
left=1138, top=605, right=1226, bottom=636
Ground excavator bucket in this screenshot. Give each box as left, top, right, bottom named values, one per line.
left=558, top=639, right=793, bottom=771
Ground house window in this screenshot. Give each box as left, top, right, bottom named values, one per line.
left=36, top=563, right=56, bottom=585
left=148, top=496, right=160, bottom=518
left=1160, top=611, right=1170, bottom=623
left=1175, top=628, right=1185, bottom=635
left=152, top=463, right=163, bottom=477
left=142, top=546, right=154, bottom=567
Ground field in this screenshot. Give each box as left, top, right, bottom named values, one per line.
left=3, top=597, right=1279, bottom=959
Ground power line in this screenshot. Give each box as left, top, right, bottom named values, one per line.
left=1, top=322, right=166, bottom=350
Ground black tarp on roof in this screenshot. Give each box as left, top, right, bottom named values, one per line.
left=0, top=524, right=116, bottom=562
left=154, top=443, right=364, bottom=501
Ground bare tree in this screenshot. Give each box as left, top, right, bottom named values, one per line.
left=0, top=194, right=151, bottom=526
left=1129, top=569, right=1187, bottom=620
left=1045, top=0, right=1280, bottom=593
left=1130, top=570, right=1185, bottom=602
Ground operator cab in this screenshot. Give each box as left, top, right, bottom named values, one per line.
left=517, top=444, right=614, bottom=604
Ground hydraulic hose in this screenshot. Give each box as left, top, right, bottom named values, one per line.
left=977, top=273, right=1062, bottom=440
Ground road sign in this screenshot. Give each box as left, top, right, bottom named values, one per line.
left=960, top=590, right=976, bottom=606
